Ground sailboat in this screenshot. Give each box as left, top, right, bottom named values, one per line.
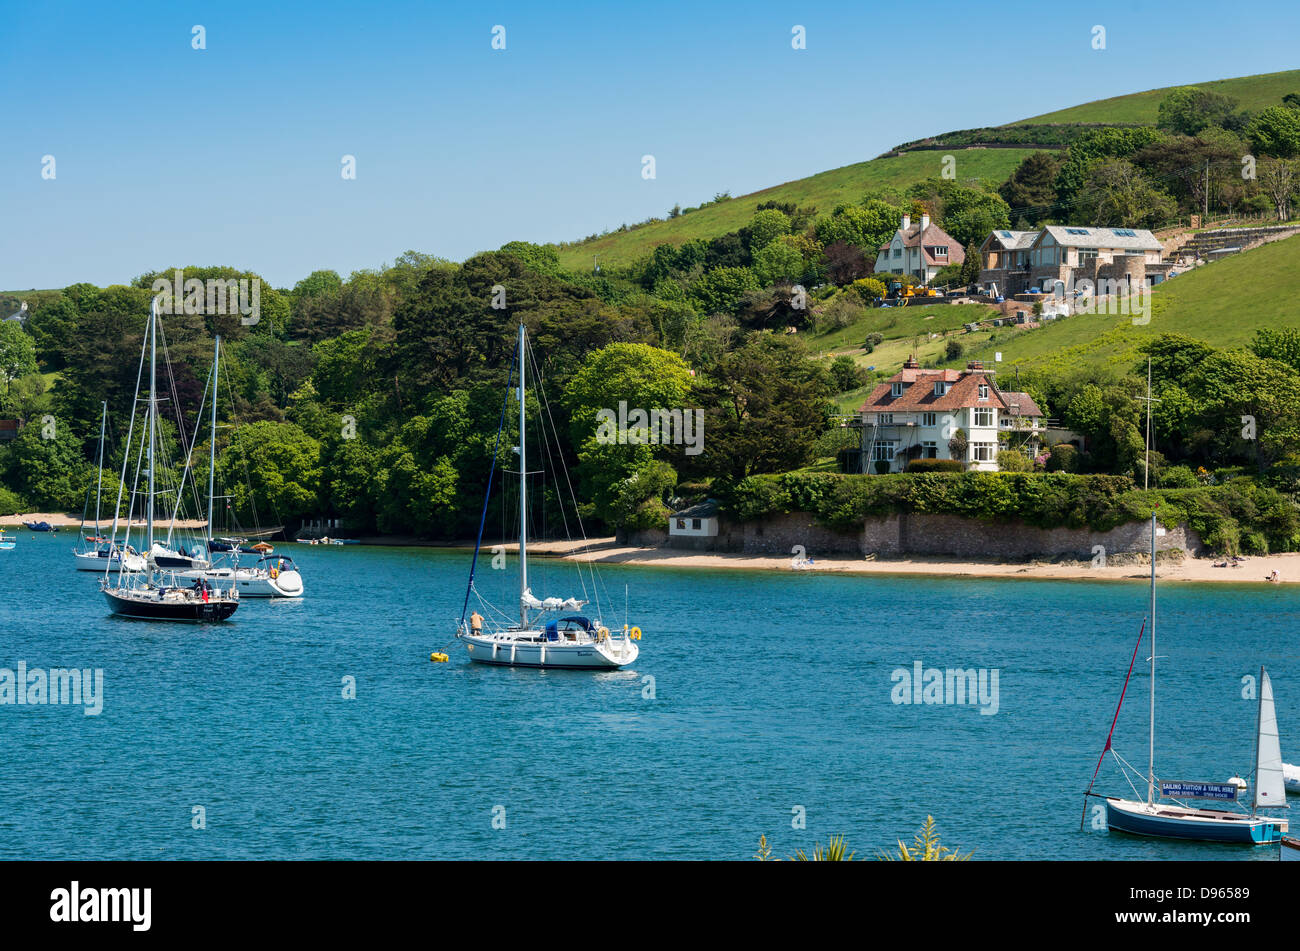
left=451, top=323, right=639, bottom=670
left=73, top=402, right=128, bottom=571
left=0, top=530, right=14, bottom=551
left=175, top=336, right=305, bottom=598
left=100, top=298, right=239, bottom=622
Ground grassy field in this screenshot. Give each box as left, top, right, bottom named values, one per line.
left=554, top=148, right=1036, bottom=273
left=1019, top=68, right=1300, bottom=125
left=952, top=233, right=1300, bottom=376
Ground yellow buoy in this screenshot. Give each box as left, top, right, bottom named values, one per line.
left=430, top=652, right=449, bottom=663
left=630, top=626, right=642, bottom=640
left=597, top=626, right=609, bottom=642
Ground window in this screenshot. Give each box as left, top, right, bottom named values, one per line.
left=877, top=414, right=893, bottom=425
left=891, top=382, right=905, bottom=397
left=934, top=382, right=948, bottom=396
left=893, top=247, right=902, bottom=258
left=922, top=441, right=938, bottom=459
left=929, top=245, right=948, bottom=258
left=1078, top=248, right=1098, bottom=262
left=922, top=412, right=937, bottom=427
left=692, top=518, right=701, bottom=530
left=872, top=441, right=897, bottom=462
left=676, top=519, right=686, bottom=530
left=1066, top=228, right=1090, bottom=235
left=971, top=442, right=996, bottom=462
left=973, top=407, right=995, bottom=427
left=1113, top=228, right=1137, bottom=237
left=978, top=383, right=989, bottom=401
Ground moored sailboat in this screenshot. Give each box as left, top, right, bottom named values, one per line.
left=100, top=298, right=239, bottom=622
left=448, top=323, right=639, bottom=670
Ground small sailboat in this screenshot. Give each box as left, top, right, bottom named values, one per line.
left=450, top=323, right=639, bottom=670
left=101, top=298, right=239, bottom=622
left=73, top=402, right=127, bottom=571
left=1284, top=835, right=1300, bottom=861
left=1086, top=511, right=1290, bottom=844
left=175, top=336, right=305, bottom=599
left=0, top=529, right=14, bottom=551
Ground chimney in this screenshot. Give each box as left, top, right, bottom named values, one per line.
left=966, top=360, right=984, bottom=371
left=901, top=214, right=911, bottom=231
left=920, top=213, right=931, bottom=231
left=903, top=355, right=920, bottom=369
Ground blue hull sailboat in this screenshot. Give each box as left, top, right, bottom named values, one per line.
left=1088, top=512, right=1289, bottom=845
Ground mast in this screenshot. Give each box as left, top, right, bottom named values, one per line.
left=518, top=322, right=528, bottom=630
left=207, top=336, right=220, bottom=545
left=94, top=401, right=106, bottom=533
left=146, top=300, right=158, bottom=550
left=1252, top=665, right=1263, bottom=817
left=1147, top=509, right=1156, bottom=805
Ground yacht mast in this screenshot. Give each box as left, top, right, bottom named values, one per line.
left=94, top=401, right=106, bottom=532
left=1147, top=509, right=1156, bottom=805
left=147, top=300, right=158, bottom=550
left=207, top=336, right=220, bottom=545
left=518, top=322, right=528, bottom=630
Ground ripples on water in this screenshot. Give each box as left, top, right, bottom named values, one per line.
left=2, top=535, right=1297, bottom=859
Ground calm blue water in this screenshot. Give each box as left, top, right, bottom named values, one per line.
left=1, top=532, right=1297, bottom=860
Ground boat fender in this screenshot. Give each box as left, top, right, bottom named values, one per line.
left=597, top=626, right=609, bottom=642
left=630, top=626, right=641, bottom=640
left=430, top=652, right=449, bottom=663
left=270, top=567, right=279, bottom=579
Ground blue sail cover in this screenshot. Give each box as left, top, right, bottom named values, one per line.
left=560, top=616, right=594, bottom=631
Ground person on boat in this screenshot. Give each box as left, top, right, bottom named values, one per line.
left=470, top=611, right=483, bottom=634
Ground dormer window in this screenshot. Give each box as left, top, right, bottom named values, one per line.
left=934, top=382, right=948, bottom=396
left=891, top=382, right=905, bottom=397
left=978, top=383, right=989, bottom=400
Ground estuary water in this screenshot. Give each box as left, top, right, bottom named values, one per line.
left=2, top=532, right=1297, bottom=860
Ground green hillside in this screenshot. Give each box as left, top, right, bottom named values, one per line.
left=1021, top=68, right=1300, bottom=125
left=556, top=69, right=1300, bottom=274
left=554, top=148, right=1035, bottom=272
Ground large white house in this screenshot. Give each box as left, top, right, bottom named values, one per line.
left=857, top=357, right=1044, bottom=472
left=874, top=214, right=966, bottom=284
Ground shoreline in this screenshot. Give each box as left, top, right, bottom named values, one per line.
left=525, top=539, right=1296, bottom=586
left=7, top=513, right=1292, bottom=584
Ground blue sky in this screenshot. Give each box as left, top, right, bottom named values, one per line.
left=2, top=0, right=1297, bottom=290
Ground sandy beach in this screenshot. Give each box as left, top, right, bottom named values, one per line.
left=526, top=538, right=1298, bottom=586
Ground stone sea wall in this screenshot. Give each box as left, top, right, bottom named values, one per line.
left=635, top=511, right=1202, bottom=560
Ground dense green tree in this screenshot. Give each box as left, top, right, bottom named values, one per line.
left=999, top=151, right=1063, bottom=220
left=1156, top=87, right=1242, bottom=136
left=1248, top=106, right=1300, bottom=158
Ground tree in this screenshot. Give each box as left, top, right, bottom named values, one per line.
left=0, top=322, right=38, bottom=408
left=690, top=266, right=760, bottom=315
left=218, top=421, right=322, bottom=524
left=563, top=343, right=696, bottom=446
left=813, top=200, right=902, bottom=254
left=693, top=335, right=831, bottom=479
left=1249, top=106, right=1300, bottom=158
left=1258, top=157, right=1298, bottom=220
left=751, top=238, right=805, bottom=287
left=1156, top=87, right=1241, bottom=136
left=1076, top=160, right=1177, bottom=228
left=998, top=151, right=1063, bottom=220
left=822, top=241, right=871, bottom=285
left=747, top=208, right=791, bottom=251
left=0, top=423, right=92, bottom=511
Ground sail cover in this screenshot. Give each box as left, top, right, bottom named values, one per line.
left=521, top=588, right=586, bottom=611
left=1255, top=668, right=1287, bottom=809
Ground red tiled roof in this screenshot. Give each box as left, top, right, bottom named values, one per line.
left=879, top=223, right=967, bottom=267
left=859, top=368, right=1004, bottom=413
left=998, top=391, right=1044, bottom=417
